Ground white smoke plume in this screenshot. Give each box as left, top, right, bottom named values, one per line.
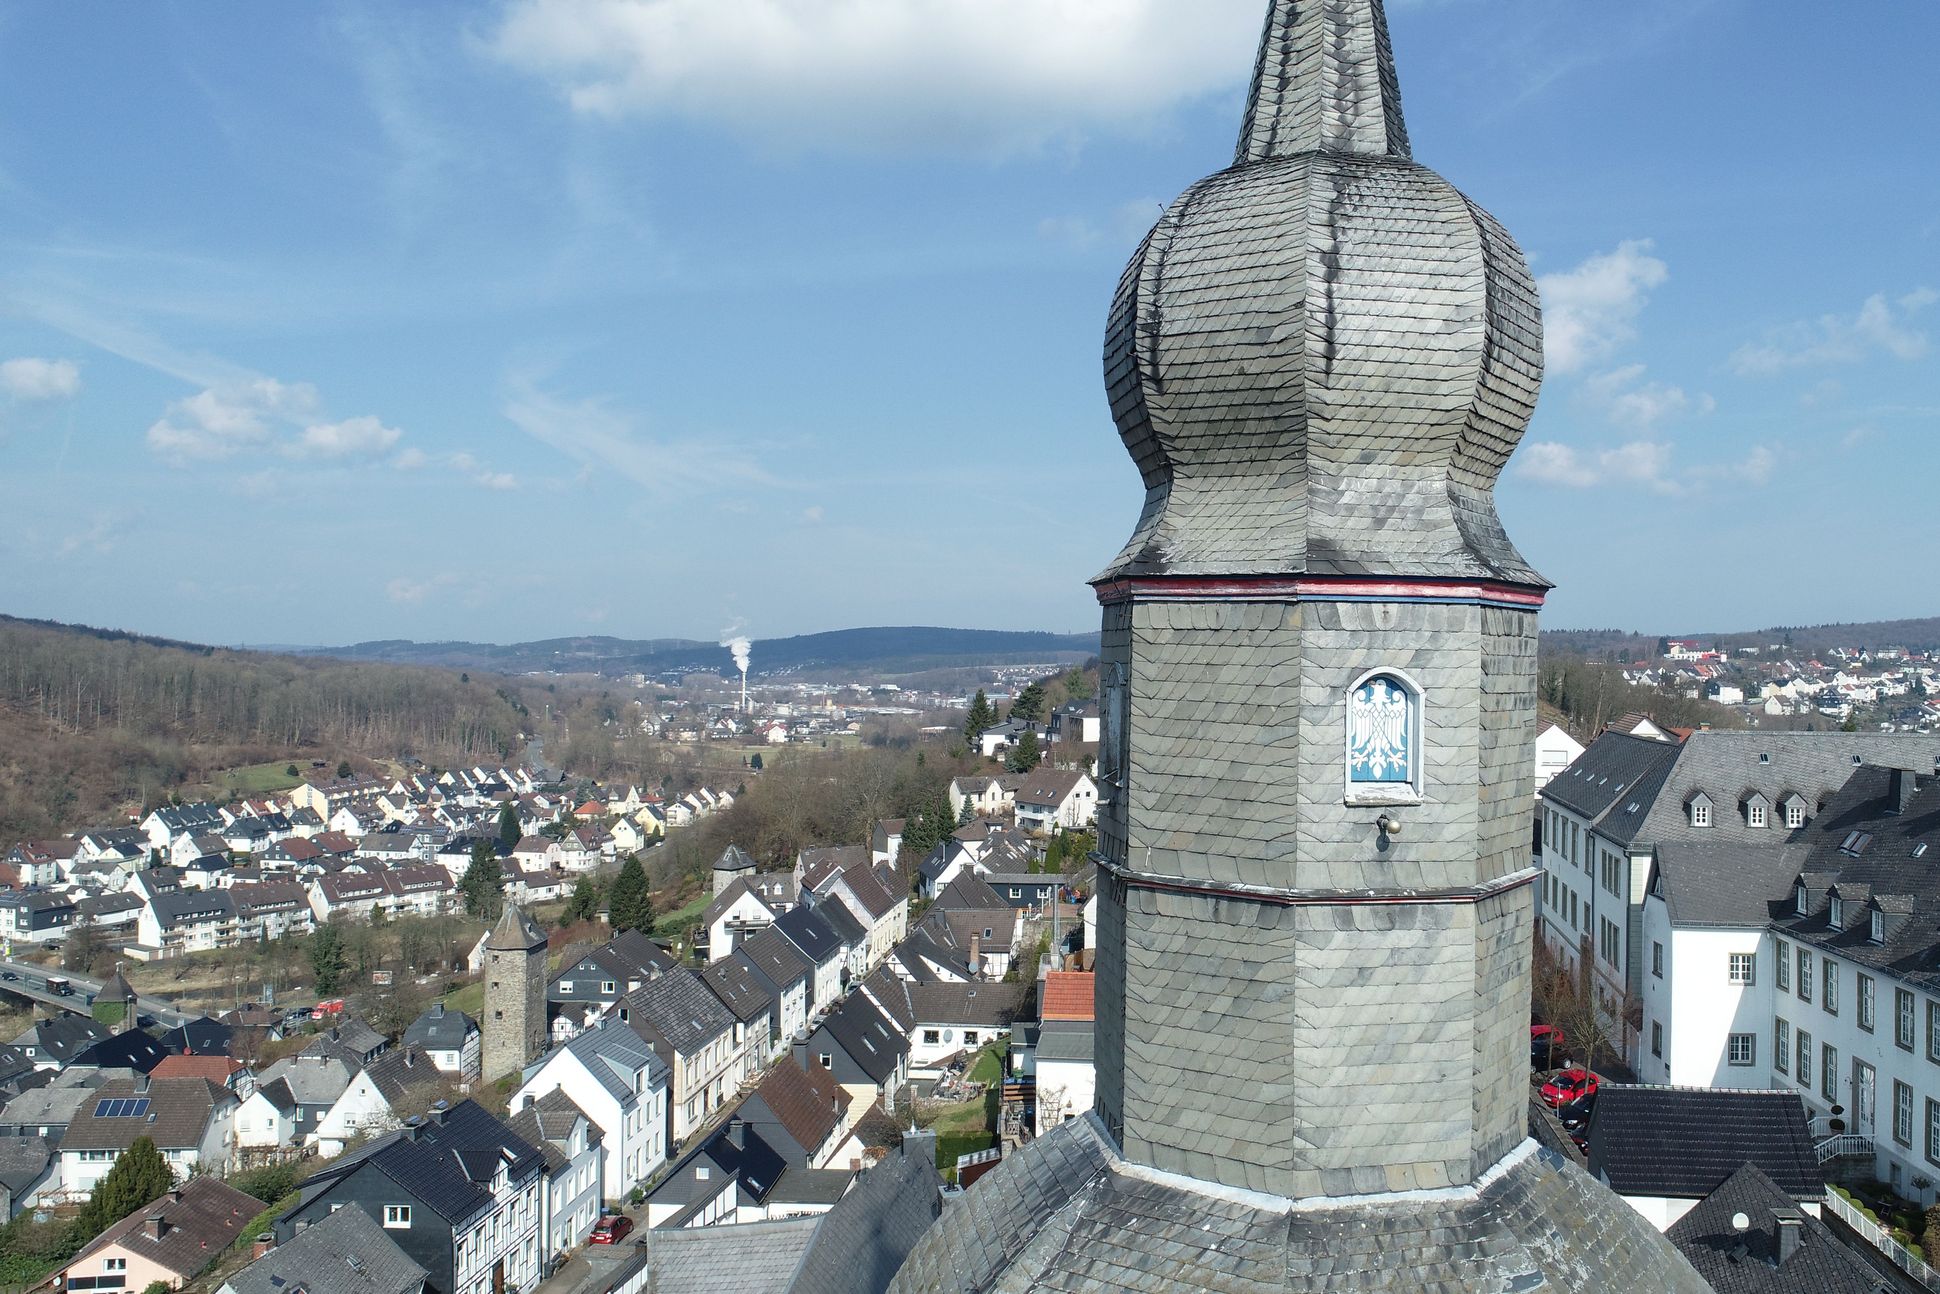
left=720, top=630, right=752, bottom=675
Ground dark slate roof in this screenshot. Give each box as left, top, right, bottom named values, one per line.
left=861, top=968, right=916, bottom=1033
left=908, top=983, right=1027, bottom=1029
left=741, top=925, right=812, bottom=991
left=887, top=1117, right=1708, bottom=1293
left=933, top=873, right=1008, bottom=912
left=1540, top=729, right=1681, bottom=822
left=775, top=905, right=846, bottom=967
left=485, top=902, right=547, bottom=950
left=552, top=1017, right=665, bottom=1103
left=359, top=1047, right=441, bottom=1104
left=223, top=1203, right=428, bottom=1294
left=1652, top=842, right=1807, bottom=927
left=788, top=1138, right=941, bottom=1294
left=602, top=928, right=676, bottom=978
left=811, top=894, right=868, bottom=946
left=72, top=1029, right=171, bottom=1074
left=640, top=1218, right=820, bottom=1293
left=800, top=846, right=870, bottom=889
left=1665, top=1162, right=1892, bottom=1294
left=818, top=996, right=906, bottom=1085
left=402, top=1004, right=477, bottom=1051
left=0, top=1135, right=54, bottom=1194
left=1586, top=1086, right=1822, bottom=1200
left=12, top=1015, right=109, bottom=1065
left=702, top=874, right=770, bottom=930
left=714, top=844, right=758, bottom=875
left=506, top=1087, right=598, bottom=1176
left=1034, top=1021, right=1095, bottom=1065
left=301, top=1100, right=543, bottom=1226
left=1773, top=766, right=1940, bottom=990
left=159, top=1016, right=234, bottom=1056
left=700, top=956, right=775, bottom=1025
left=623, top=967, right=737, bottom=1055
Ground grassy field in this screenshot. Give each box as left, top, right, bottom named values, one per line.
left=653, top=891, right=711, bottom=941
left=216, top=761, right=305, bottom=797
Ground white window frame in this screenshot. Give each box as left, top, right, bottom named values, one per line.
left=1728, top=953, right=1755, bottom=986
left=384, top=1204, right=412, bottom=1228
left=1727, top=1033, right=1755, bottom=1067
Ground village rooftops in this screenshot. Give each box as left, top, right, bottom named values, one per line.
left=292, top=1099, right=544, bottom=1227
left=220, top=1202, right=427, bottom=1294
left=61, top=1077, right=230, bottom=1155
left=68, top=1177, right=260, bottom=1286
left=1586, top=1086, right=1822, bottom=1202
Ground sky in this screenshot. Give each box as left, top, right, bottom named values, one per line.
left=1, top=0, right=1935, bottom=649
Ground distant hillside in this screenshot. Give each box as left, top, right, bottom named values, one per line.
left=306, top=626, right=1100, bottom=677
left=0, top=615, right=531, bottom=840
left=1542, top=615, right=1940, bottom=660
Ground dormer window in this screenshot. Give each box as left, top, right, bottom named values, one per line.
left=1794, top=880, right=1807, bottom=916
left=1871, top=910, right=1886, bottom=944
left=1744, top=793, right=1770, bottom=828
left=1688, top=793, right=1713, bottom=829
left=1782, top=796, right=1807, bottom=830
left=1828, top=896, right=1843, bottom=928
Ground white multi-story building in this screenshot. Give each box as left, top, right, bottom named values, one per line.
left=513, top=1018, right=668, bottom=1201
left=1539, top=729, right=1940, bottom=1064
left=1641, top=763, right=1940, bottom=1203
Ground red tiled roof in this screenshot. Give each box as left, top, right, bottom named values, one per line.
left=150, top=1055, right=243, bottom=1081
left=1041, top=971, right=1095, bottom=1022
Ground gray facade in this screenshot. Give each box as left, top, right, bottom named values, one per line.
left=481, top=904, right=547, bottom=1083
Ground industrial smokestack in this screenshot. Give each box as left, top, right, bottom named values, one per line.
left=720, top=631, right=753, bottom=714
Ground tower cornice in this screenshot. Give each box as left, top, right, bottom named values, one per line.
left=1092, top=573, right=1549, bottom=610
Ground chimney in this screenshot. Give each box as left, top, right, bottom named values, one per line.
left=1892, top=767, right=1919, bottom=815
left=252, top=1233, right=275, bottom=1260
left=431, top=1099, right=449, bottom=1124
left=403, top=1116, right=423, bottom=1141
left=145, top=1215, right=169, bottom=1241
left=727, top=1118, right=747, bottom=1151
left=969, top=932, right=981, bottom=977
left=791, top=1036, right=809, bottom=1070
left=1773, top=1208, right=1803, bottom=1264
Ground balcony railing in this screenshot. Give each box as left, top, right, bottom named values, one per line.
left=1813, top=1133, right=1874, bottom=1164
left=1824, top=1187, right=1940, bottom=1290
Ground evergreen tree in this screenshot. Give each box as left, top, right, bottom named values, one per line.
left=608, top=854, right=653, bottom=934
left=336, top=760, right=353, bottom=779
left=565, top=878, right=600, bottom=925
left=1005, top=730, right=1043, bottom=774
left=963, top=690, right=996, bottom=748
left=497, top=801, right=522, bottom=851
left=69, top=1138, right=173, bottom=1243
left=1010, top=680, right=1047, bottom=724
left=461, top=841, right=505, bottom=920
left=957, top=798, right=976, bottom=827
left=309, top=924, right=346, bottom=995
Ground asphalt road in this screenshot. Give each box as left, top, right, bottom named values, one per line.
left=0, top=958, right=192, bottom=1028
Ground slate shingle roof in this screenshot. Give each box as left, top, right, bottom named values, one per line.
left=61, top=1077, right=228, bottom=1152
left=699, top=955, right=774, bottom=1025
left=553, top=1017, right=665, bottom=1104
left=1586, top=1086, right=1822, bottom=1200
left=774, top=906, right=845, bottom=967
left=68, top=1177, right=260, bottom=1282
left=1665, top=1162, right=1889, bottom=1294
left=638, top=1217, right=821, bottom=1293
left=908, top=982, right=1026, bottom=1029
left=222, top=1203, right=427, bottom=1294
left=1652, top=842, right=1807, bottom=927
left=623, top=967, right=737, bottom=1056
left=787, top=1140, right=940, bottom=1294
left=305, top=1100, right=543, bottom=1226
left=402, top=1004, right=477, bottom=1052
left=817, top=997, right=905, bottom=1085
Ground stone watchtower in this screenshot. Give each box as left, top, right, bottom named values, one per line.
left=890, top=1, right=1711, bottom=1287
left=481, top=903, right=546, bottom=1083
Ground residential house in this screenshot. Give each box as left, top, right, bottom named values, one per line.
left=702, top=877, right=782, bottom=964
left=698, top=954, right=776, bottom=1082
left=869, top=819, right=906, bottom=869
left=1664, top=1162, right=1889, bottom=1293
left=1033, top=972, right=1097, bottom=1135
left=0, top=890, right=77, bottom=944
left=506, top=1089, right=603, bottom=1259
left=1585, top=1085, right=1822, bottom=1231
left=905, top=982, right=1028, bottom=1076
left=221, top=1204, right=427, bottom=1294
left=13, top=1016, right=111, bottom=1072
left=309, top=870, right=391, bottom=924
left=58, top=1077, right=239, bottom=1197
left=772, top=906, right=849, bottom=1019
left=738, top=928, right=811, bottom=1049
left=800, top=995, right=908, bottom=1111
left=546, top=930, right=675, bottom=1039
left=403, top=1006, right=480, bottom=1081
left=0, top=841, right=68, bottom=888
left=980, top=872, right=1060, bottom=910
left=0, top=1070, right=107, bottom=1139
left=0, top=1137, right=56, bottom=1218
left=237, top=1053, right=355, bottom=1152
left=512, top=1017, right=668, bottom=1200
left=808, top=855, right=908, bottom=972
left=1534, top=723, right=1586, bottom=795
left=135, top=886, right=242, bottom=962
left=947, top=776, right=1017, bottom=823
left=56, top=1177, right=260, bottom=1293
left=277, top=1100, right=546, bottom=1294
left=738, top=1057, right=858, bottom=1172
left=1012, top=768, right=1097, bottom=834
left=141, top=804, right=225, bottom=852
left=312, top=1047, right=442, bottom=1156
left=619, top=969, right=740, bottom=1145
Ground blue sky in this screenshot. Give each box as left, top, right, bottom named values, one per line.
left=1, top=0, right=1935, bottom=648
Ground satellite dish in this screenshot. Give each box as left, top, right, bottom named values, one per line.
left=1731, top=1212, right=1751, bottom=1232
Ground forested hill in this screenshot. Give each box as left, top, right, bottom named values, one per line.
left=1540, top=616, right=1940, bottom=660
left=0, top=615, right=529, bottom=840
left=306, top=626, right=1100, bottom=676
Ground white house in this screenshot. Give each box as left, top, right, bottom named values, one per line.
left=508, top=1089, right=604, bottom=1258
left=311, top=1047, right=441, bottom=1156
left=57, top=1078, right=237, bottom=1198
left=1533, top=723, right=1585, bottom=795
left=1012, top=768, right=1098, bottom=834
left=512, top=1018, right=669, bottom=1201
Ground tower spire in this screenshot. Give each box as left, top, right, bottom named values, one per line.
left=1235, top=0, right=1411, bottom=164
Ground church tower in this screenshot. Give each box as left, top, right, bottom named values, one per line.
left=481, top=902, right=547, bottom=1083
left=891, top=2, right=1710, bottom=1288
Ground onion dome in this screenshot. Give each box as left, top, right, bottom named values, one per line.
left=1098, top=0, right=1546, bottom=588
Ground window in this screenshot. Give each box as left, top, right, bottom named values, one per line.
left=1927, top=1099, right=1940, bottom=1166
left=1344, top=670, right=1423, bottom=802
left=1829, top=897, right=1844, bottom=928
left=1929, top=1000, right=1940, bottom=1064
left=1728, top=1034, right=1755, bottom=1066
left=1794, top=881, right=1807, bottom=916
left=1872, top=910, right=1886, bottom=944
left=1776, top=940, right=1790, bottom=991
left=817, top=1052, right=832, bottom=1068
left=1797, top=1031, right=1812, bottom=1088
left=1748, top=803, right=1767, bottom=828
left=1651, top=1022, right=1663, bottom=1058
left=1823, top=959, right=1838, bottom=1016
left=1896, top=1081, right=1915, bottom=1146
left=103, top=1260, right=126, bottom=1274
left=1009, top=888, right=1021, bottom=899
left=384, top=1205, right=412, bottom=1228
left=1899, top=990, right=1917, bottom=1051
left=922, top=1029, right=940, bottom=1045
left=1652, top=942, right=1664, bottom=978
left=1797, top=950, right=1813, bottom=1003
left=1786, top=801, right=1806, bottom=829
left=964, top=1030, right=980, bottom=1047
left=1774, top=1018, right=1790, bottom=1074
left=602, top=980, right=616, bottom=993
left=1600, top=918, right=1620, bottom=969
left=1860, top=975, right=1876, bottom=1032
left=1691, top=802, right=1710, bottom=828
left=1822, top=1044, right=1838, bottom=1102
left=1728, top=953, right=1755, bottom=986
left=695, top=1165, right=710, bottom=1181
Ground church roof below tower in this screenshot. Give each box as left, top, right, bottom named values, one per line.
left=888, top=1116, right=1711, bottom=1293
left=486, top=903, right=546, bottom=951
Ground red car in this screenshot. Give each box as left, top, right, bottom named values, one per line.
left=1540, top=1067, right=1599, bottom=1107
left=589, top=1215, right=633, bottom=1245
left=1530, top=1024, right=1566, bottom=1067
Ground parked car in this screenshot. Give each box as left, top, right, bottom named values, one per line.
left=1556, top=1093, right=1595, bottom=1132
left=589, top=1215, right=633, bottom=1245
left=1540, top=1067, right=1599, bottom=1108
left=1530, top=1024, right=1564, bottom=1068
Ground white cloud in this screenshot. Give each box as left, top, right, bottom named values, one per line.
left=1517, top=438, right=1773, bottom=495
left=146, top=379, right=319, bottom=462
left=57, top=514, right=125, bottom=557
left=1037, top=197, right=1167, bottom=251
left=802, top=504, right=825, bottom=524
left=1584, top=363, right=1713, bottom=431
left=395, top=446, right=518, bottom=490
left=386, top=577, right=435, bottom=605
left=486, top=0, right=1262, bottom=156
left=1, top=357, right=81, bottom=401
left=502, top=374, right=773, bottom=491
left=1537, top=240, right=1668, bottom=374
left=1729, top=288, right=1937, bottom=375
left=298, top=415, right=404, bottom=460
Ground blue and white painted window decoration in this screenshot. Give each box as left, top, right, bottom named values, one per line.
left=1346, top=671, right=1422, bottom=797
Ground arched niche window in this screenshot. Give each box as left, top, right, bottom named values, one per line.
left=1344, top=669, right=1424, bottom=805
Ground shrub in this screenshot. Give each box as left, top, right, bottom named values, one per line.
left=1920, top=1202, right=1940, bottom=1259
